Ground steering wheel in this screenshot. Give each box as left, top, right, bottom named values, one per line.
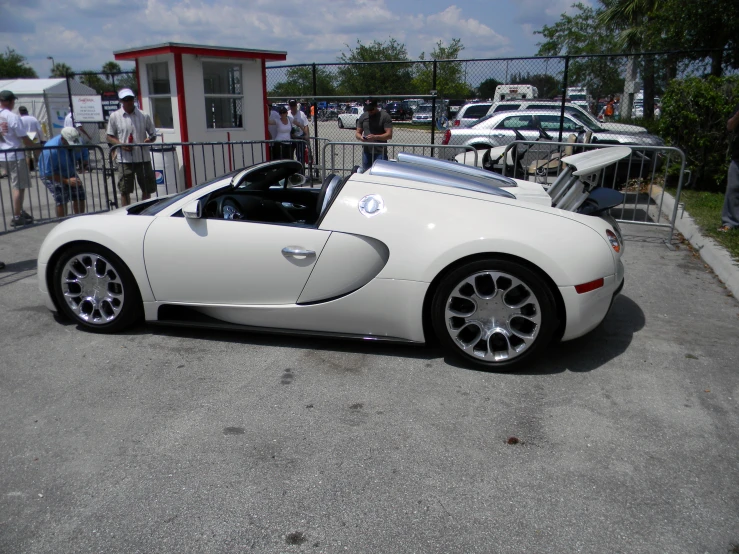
left=217, top=197, right=244, bottom=220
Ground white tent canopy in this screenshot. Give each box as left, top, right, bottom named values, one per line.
left=0, top=78, right=98, bottom=139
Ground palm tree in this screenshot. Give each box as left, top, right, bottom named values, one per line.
left=598, top=0, right=661, bottom=120
left=50, top=62, right=73, bottom=78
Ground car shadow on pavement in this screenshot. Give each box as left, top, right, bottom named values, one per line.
left=442, top=294, right=645, bottom=375
left=0, top=258, right=38, bottom=287
left=141, top=293, right=644, bottom=373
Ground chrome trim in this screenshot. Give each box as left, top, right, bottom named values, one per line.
left=396, top=152, right=517, bottom=187
left=282, top=246, right=316, bottom=257
left=368, top=159, right=516, bottom=199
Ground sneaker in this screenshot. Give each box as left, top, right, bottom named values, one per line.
left=20, top=210, right=34, bottom=223
left=10, top=216, right=26, bottom=227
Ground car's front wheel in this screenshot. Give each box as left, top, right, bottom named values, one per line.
left=52, top=243, right=142, bottom=332
left=338, top=118, right=344, bottom=129
left=431, top=258, right=557, bottom=371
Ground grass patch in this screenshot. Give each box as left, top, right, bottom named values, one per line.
left=668, top=186, right=739, bottom=260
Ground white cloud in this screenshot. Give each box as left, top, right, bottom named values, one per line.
left=1, top=0, right=522, bottom=76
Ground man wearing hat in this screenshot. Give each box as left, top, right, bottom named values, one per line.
left=106, top=88, right=158, bottom=206
left=355, top=97, right=393, bottom=171
left=38, top=127, right=89, bottom=217
left=0, top=90, right=36, bottom=227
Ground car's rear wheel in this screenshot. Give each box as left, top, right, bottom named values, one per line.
left=431, top=258, right=556, bottom=371
left=338, top=118, right=344, bottom=129
left=52, top=243, right=142, bottom=332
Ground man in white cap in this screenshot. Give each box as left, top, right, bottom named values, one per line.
left=38, top=127, right=89, bottom=217
left=1, top=89, right=36, bottom=227
left=106, top=88, right=158, bottom=206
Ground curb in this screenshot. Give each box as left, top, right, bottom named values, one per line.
left=655, top=187, right=739, bottom=298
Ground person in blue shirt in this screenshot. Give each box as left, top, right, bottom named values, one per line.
left=39, top=127, right=89, bottom=217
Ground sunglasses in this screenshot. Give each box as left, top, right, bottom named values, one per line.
left=121, top=97, right=135, bottom=102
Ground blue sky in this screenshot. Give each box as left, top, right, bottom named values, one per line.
left=1, top=0, right=589, bottom=76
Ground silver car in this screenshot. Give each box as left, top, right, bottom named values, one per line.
left=451, top=102, right=493, bottom=128
left=442, top=109, right=664, bottom=151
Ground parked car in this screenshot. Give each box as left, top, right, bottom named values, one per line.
left=38, top=155, right=624, bottom=370
left=411, top=104, right=433, bottom=124
left=488, top=99, right=648, bottom=134
left=452, top=102, right=493, bottom=128
left=338, top=106, right=364, bottom=129
left=385, top=101, right=413, bottom=121
left=443, top=109, right=663, bottom=181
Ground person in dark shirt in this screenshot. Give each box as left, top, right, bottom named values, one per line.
left=355, top=97, right=393, bottom=171
left=719, top=105, right=739, bottom=231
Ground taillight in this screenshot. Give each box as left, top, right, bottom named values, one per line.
left=575, top=278, right=604, bottom=294
left=442, top=129, right=451, bottom=145
left=606, top=229, right=621, bottom=253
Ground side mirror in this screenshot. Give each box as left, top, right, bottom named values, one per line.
left=182, top=199, right=202, bottom=219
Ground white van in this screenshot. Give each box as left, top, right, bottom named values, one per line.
left=566, top=87, right=591, bottom=110
left=493, top=84, right=539, bottom=103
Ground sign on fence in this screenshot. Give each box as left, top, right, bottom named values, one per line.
left=71, top=95, right=105, bottom=122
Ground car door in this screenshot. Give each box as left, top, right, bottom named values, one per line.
left=490, top=114, right=538, bottom=146
left=143, top=213, right=331, bottom=306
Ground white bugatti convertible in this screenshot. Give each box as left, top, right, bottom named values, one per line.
left=38, top=150, right=626, bottom=370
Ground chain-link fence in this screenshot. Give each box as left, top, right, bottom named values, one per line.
left=266, top=50, right=735, bottom=147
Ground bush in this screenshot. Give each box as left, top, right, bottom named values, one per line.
left=658, top=76, right=739, bottom=192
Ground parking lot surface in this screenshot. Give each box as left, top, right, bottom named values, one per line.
left=1, top=223, right=738, bottom=553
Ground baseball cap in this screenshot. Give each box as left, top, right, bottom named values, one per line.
left=0, top=90, right=18, bottom=102
left=364, top=97, right=377, bottom=109
left=61, top=127, right=82, bottom=145
left=117, top=88, right=135, bottom=100
left=288, top=99, right=297, bottom=106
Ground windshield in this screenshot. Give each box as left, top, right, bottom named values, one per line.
left=137, top=174, right=232, bottom=216
left=470, top=113, right=496, bottom=127
left=570, top=94, right=587, bottom=101
left=568, top=111, right=604, bottom=132
left=415, top=105, right=432, bottom=113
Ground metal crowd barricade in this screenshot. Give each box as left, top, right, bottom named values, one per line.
left=497, top=141, right=687, bottom=239
left=320, top=142, right=478, bottom=180
left=108, top=139, right=327, bottom=205
left=1, top=143, right=113, bottom=234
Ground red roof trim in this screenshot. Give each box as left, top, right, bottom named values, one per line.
left=173, top=52, right=193, bottom=189
left=115, top=45, right=286, bottom=62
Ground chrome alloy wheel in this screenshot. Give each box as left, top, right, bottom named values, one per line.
left=444, top=271, right=542, bottom=362
left=60, top=252, right=125, bottom=325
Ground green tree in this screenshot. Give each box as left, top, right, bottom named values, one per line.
left=51, top=62, right=73, bottom=78
left=269, top=66, right=337, bottom=97
left=536, top=3, right=627, bottom=109
left=659, top=76, right=739, bottom=190
left=102, top=61, right=122, bottom=75
left=0, top=48, right=37, bottom=79
left=336, top=39, right=414, bottom=95
left=478, top=78, right=502, bottom=100
left=412, top=39, right=470, bottom=98
left=656, top=0, right=738, bottom=77
left=79, top=71, right=109, bottom=93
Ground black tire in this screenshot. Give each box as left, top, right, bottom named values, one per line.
left=52, top=243, right=143, bottom=333
left=338, top=118, right=344, bottom=129
left=431, top=258, right=557, bottom=371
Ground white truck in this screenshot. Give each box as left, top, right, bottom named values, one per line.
left=493, top=84, right=538, bottom=103
left=567, top=87, right=591, bottom=111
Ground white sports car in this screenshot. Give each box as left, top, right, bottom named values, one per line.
left=38, top=151, right=625, bottom=370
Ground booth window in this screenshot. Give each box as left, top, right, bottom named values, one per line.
left=147, top=62, right=174, bottom=128
left=203, top=62, right=243, bottom=129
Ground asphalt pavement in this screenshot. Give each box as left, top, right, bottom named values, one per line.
left=1, top=222, right=738, bottom=553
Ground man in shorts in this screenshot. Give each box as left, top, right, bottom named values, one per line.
left=38, top=127, right=89, bottom=217
left=0, top=90, right=35, bottom=227
left=106, top=88, right=158, bottom=206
